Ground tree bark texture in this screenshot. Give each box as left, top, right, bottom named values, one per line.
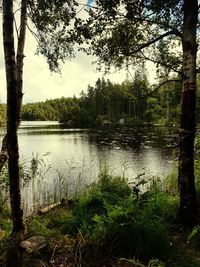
left=16, top=0, right=27, bottom=125
left=3, top=0, right=24, bottom=233
left=0, top=0, right=27, bottom=174
left=179, top=0, right=198, bottom=223
left=0, top=0, right=27, bottom=176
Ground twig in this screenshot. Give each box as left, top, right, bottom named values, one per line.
left=50, top=243, right=57, bottom=265
left=140, top=51, right=183, bottom=76
left=145, top=79, right=181, bottom=98
left=14, top=16, right=19, bottom=39
left=26, top=23, right=40, bottom=44
left=131, top=79, right=182, bottom=102
left=76, top=4, right=85, bottom=15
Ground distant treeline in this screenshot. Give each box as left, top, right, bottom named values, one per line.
left=20, top=73, right=184, bottom=127
left=0, top=73, right=200, bottom=127
left=0, top=74, right=199, bottom=127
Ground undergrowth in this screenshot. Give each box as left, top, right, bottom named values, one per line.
left=41, top=173, right=179, bottom=262
left=1, top=171, right=200, bottom=266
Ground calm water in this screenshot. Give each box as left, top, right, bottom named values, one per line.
left=0, top=121, right=178, bottom=215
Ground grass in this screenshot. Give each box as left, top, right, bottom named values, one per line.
left=1, top=172, right=200, bottom=266
left=23, top=174, right=176, bottom=265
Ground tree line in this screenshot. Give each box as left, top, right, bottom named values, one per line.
left=20, top=75, right=181, bottom=126
left=2, top=72, right=200, bottom=129
left=1, top=71, right=200, bottom=128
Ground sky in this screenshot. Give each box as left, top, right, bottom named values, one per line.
left=0, top=1, right=156, bottom=104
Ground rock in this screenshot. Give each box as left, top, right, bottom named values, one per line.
left=118, top=118, right=125, bottom=125
left=21, top=236, right=47, bottom=254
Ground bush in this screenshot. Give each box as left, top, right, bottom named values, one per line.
left=53, top=174, right=169, bottom=260
left=91, top=197, right=168, bottom=259
left=26, top=217, right=58, bottom=237
left=163, top=169, right=178, bottom=196
left=187, top=225, right=200, bottom=248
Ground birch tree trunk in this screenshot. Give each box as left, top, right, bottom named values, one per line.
left=16, top=0, right=27, bottom=124
left=3, top=0, right=24, bottom=233
left=0, top=0, right=27, bottom=174
left=179, top=0, right=198, bottom=224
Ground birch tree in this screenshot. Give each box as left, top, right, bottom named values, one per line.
left=2, top=0, right=78, bottom=234
left=3, top=0, right=25, bottom=233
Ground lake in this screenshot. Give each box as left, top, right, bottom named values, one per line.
left=0, top=121, right=178, bottom=215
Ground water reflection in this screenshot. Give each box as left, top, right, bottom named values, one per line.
left=0, top=121, right=178, bottom=215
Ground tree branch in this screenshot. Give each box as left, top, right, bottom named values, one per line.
left=140, top=51, right=183, bottom=76
left=76, top=2, right=100, bottom=10
left=129, top=30, right=179, bottom=56
left=117, top=11, right=182, bottom=39
left=146, top=79, right=181, bottom=98
left=26, top=23, right=40, bottom=44
left=133, top=79, right=181, bottom=102
left=14, top=15, right=19, bottom=39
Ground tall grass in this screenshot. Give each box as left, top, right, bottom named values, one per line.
left=47, top=173, right=174, bottom=260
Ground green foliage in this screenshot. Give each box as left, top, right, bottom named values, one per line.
left=0, top=165, right=9, bottom=209
left=93, top=172, right=132, bottom=199
left=125, top=117, right=143, bottom=126
left=91, top=199, right=167, bottom=259
left=163, top=169, right=178, bottom=196
left=0, top=104, right=6, bottom=126
left=26, top=217, right=57, bottom=237
left=187, top=225, right=200, bottom=248
left=47, top=174, right=170, bottom=260
left=21, top=75, right=182, bottom=126
left=48, top=210, right=78, bottom=235
left=148, top=258, right=165, bottom=267
left=73, top=0, right=184, bottom=76
left=28, top=0, right=78, bottom=72
left=0, top=218, right=12, bottom=238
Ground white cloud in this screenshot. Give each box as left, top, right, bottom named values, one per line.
left=0, top=13, right=127, bottom=103
left=0, top=2, right=156, bottom=104
left=22, top=45, right=127, bottom=103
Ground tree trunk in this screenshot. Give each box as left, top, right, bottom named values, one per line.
left=16, top=0, right=27, bottom=125
left=0, top=0, right=27, bottom=175
left=3, top=0, right=24, bottom=233
left=179, top=0, right=198, bottom=224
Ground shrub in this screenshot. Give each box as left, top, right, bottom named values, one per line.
left=187, top=225, right=200, bottom=248
left=55, top=174, right=169, bottom=260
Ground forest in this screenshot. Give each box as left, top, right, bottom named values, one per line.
left=0, top=72, right=200, bottom=127
left=1, top=0, right=200, bottom=267
left=19, top=75, right=200, bottom=126
left=21, top=75, right=182, bottom=126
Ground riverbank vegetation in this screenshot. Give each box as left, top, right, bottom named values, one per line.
left=0, top=104, right=6, bottom=126
left=0, top=171, right=200, bottom=266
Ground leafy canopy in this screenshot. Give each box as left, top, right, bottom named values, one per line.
left=72, top=0, right=198, bottom=78
left=28, top=0, right=78, bottom=72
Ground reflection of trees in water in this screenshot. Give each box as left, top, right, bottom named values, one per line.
left=88, top=126, right=178, bottom=151
left=16, top=125, right=178, bottom=216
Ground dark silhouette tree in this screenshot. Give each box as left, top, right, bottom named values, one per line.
left=1, top=0, right=78, bottom=236
left=74, top=0, right=199, bottom=224
left=3, top=0, right=25, bottom=234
